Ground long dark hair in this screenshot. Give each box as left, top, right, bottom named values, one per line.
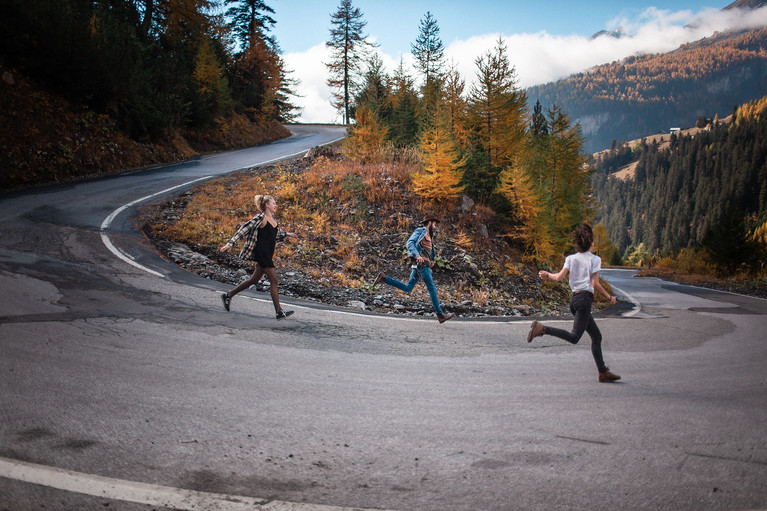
left=574, top=224, right=594, bottom=253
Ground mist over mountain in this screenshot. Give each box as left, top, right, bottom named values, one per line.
left=527, top=2, right=767, bottom=153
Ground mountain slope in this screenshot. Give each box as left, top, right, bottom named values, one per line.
left=527, top=26, right=767, bottom=152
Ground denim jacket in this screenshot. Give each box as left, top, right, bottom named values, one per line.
left=406, top=226, right=436, bottom=261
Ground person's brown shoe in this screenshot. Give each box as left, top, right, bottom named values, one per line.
left=373, top=273, right=386, bottom=286
left=527, top=320, right=545, bottom=342
left=437, top=312, right=455, bottom=323
left=598, top=369, right=621, bottom=382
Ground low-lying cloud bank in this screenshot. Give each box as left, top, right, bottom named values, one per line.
left=285, top=6, right=767, bottom=123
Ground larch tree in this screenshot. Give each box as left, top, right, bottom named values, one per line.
left=542, top=104, right=593, bottom=246
left=443, top=62, right=468, bottom=149
left=225, top=0, right=300, bottom=122
left=465, top=37, right=527, bottom=204
left=413, top=115, right=466, bottom=211
left=193, top=36, right=231, bottom=122
left=326, top=0, right=376, bottom=124
left=232, top=27, right=281, bottom=116
left=343, top=103, right=388, bottom=162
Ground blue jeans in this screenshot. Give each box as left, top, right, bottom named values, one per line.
left=544, top=291, right=607, bottom=372
left=385, top=266, right=444, bottom=314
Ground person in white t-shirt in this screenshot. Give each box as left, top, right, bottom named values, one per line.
left=526, top=224, right=621, bottom=382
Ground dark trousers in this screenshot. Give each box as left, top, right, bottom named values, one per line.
left=544, top=291, right=607, bottom=372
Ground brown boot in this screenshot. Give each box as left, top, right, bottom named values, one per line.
left=527, top=320, right=545, bottom=342
left=437, top=312, right=454, bottom=323
left=373, top=273, right=386, bottom=286
left=598, top=368, right=621, bottom=382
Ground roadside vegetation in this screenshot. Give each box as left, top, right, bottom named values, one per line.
left=148, top=146, right=588, bottom=317
left=593, top=95, right=767, bottom=298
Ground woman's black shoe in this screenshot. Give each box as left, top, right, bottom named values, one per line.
left=276, top=310, right=294, bottom=320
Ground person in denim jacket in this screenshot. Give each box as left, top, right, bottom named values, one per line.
left=374, top=216, right=454, bottom=323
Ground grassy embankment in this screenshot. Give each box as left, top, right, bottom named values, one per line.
left=148, top=149, right=592, bottom=315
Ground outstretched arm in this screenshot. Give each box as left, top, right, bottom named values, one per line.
left=539, top=267, right=568, bottom=282
left=592, top=272, right=617, bottom=305
left=219, top=214, right=263, bottom=253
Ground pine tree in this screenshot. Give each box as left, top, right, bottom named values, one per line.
left=224, top=0, right=276, bottom=50
left=326, top=0, right=376, bottom=124
left=388, top=59, right=419, bottom=147
left=411, top=11, right=445, bottom=127
left=355, top=54, right=391, bottom=122
left=530, top=100, right=548, bottom=140
left=411, top=11, right=445, bottom=88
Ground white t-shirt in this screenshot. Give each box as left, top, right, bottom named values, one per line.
left=563, top=251, right=602, bottom=293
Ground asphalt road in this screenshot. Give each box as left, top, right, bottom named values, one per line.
left=1, top=126, right=766, bottom=511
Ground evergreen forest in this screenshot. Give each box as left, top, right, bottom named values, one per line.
left=592, top=95, right=767, bottom=275
left=0, top=0, right=298, bottom=141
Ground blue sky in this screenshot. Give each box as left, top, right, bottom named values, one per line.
left=265, top=1, right=766, bottom=123
left=272, top=1, right=730, bottom=54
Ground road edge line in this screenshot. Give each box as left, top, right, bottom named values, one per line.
left=99, top=136, right=345, bottom=279
left=100, top=176, right=215, bottom=278
left=0, top=456, right=384, bottom=511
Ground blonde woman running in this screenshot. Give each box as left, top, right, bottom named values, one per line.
left=220, top=194, right=294, bottom=320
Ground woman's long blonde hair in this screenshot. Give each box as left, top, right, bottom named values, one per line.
left=254, top=194, right=274, bottom=213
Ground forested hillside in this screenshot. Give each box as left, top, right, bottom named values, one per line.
left=592, top=96, right=767, bottom=273
left=0, top=0, right=296, bottom=189
left=528, top=27, right=767, bottom=153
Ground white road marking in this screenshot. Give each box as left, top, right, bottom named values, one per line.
left=0, top=456, right=387, bottom=511
left=100, top=175, right=214, bottom=278
left=99, top=141, right=343, bottom=279
left=609, top=283, right=642, bottom=317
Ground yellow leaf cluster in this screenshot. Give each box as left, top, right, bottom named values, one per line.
left=412, top=122, right=465, bottom=210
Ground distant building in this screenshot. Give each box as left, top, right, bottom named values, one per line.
left=670, top=127, right=681, bottom=134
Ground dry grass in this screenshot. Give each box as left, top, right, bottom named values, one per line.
left=153, top=152, right=433, bottom=292
left=149, top=149, right=574, bottom=312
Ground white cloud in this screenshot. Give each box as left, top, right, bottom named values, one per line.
left=286, top=6, right=767, bottom=123
left=283, top=43, right=341, bottom=124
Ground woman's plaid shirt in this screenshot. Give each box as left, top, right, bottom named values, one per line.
left=228, top=213, right=264, bottom=261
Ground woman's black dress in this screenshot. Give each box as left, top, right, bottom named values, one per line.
left=253, top=221, right=277, bottom=268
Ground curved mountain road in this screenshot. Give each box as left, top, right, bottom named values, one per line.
left=1, top=126, right=766, bottom=511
